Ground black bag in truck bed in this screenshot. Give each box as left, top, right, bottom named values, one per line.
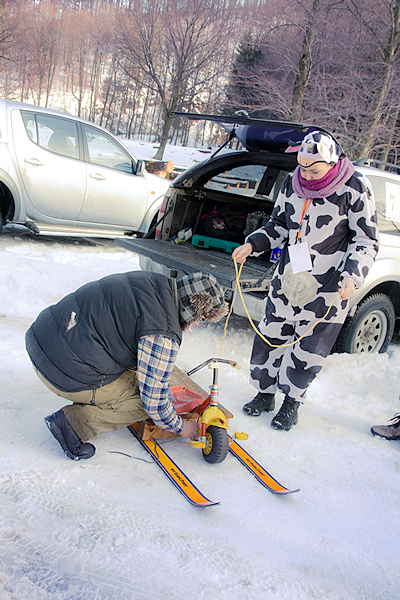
left=115, top=238, right=274, bottom=292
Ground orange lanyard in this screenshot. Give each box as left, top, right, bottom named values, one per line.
left=297, top=198, right=312, bottom=243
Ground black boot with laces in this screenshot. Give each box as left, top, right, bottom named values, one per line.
left=243, top=392, right=275, bottom=416
left=271, top=397, right=301, bottom=431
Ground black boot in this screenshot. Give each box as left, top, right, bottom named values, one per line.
left=243, top=392, right=275, bottom=416
left=45, top=410, right=96, bottom=460
left=271, top=397, right=300, bottom=431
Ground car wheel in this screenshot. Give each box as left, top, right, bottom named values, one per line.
left=333, top=293, right=395, bottom=354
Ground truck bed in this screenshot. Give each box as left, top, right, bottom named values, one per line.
left=115, top=238, right=274, bottom=291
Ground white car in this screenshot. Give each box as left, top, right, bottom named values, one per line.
left=0, top=98, right=170, bottom=238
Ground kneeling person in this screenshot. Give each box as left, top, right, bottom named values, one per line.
left=25, top=271, right=228, bottom=460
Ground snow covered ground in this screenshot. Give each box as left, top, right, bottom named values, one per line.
left=1, top=141, right=399, bottom=599
left=1, top=233, right=399, bottom=600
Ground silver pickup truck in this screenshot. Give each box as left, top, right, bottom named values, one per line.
left=116, top=114, right=400, bottom=355
left=0, top=98, right=170, bottom=238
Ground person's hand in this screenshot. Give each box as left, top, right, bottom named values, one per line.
left=179, top=420, right=199, bottom=440
left=338, top=279, right=356, bottom=300
left=232, top=242, right=253, bottom=264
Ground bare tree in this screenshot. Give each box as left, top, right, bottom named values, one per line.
left=21, top=2, right=63, bottom=106
left=61, top=3, right=112, bottom=118
left=342, top=0, right=400, bottom=158
left=0, top=0, right=13, bottom=61
left=291, top=0, right=326, bottom=120
left=117, top=0, right=233, bottom=159
left=221, top=0, right=400, bottom=159
left=222, top=0, right=320, bottom=120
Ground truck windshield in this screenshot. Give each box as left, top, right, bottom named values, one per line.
left=203, top=164, right=290, bottom=202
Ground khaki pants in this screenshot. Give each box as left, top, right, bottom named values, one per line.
left=35, top=368, right=149, bottom=442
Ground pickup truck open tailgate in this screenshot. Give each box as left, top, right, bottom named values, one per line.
left=115, top=238, right=274, bottom=292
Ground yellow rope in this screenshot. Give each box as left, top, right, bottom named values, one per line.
left=219, top=258, right=341, bottom=353
left=219, top=268, right=239, bottom=358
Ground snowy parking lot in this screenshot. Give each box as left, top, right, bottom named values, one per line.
left=0, top=232, right=399, bottom=600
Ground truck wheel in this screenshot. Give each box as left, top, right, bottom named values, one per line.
left=334, top=293, right=395, bottom=354
left=202, top=425, right=229, bottom=464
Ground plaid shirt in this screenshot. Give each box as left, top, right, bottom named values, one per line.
left=137, top=335, right=183, bottom=434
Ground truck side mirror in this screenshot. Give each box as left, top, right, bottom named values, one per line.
left=135, top=159, right=145, bottom=175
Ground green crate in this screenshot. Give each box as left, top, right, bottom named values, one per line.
left=192, top=234, right=240, bottom=253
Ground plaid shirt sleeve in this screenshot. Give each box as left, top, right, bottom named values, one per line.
left=137, top=335, right=184, bottom=434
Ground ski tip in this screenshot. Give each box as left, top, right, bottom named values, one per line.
left=192, top=500, right=221, bottom=507
left=228, top=435, right=300, bottom=495
left=273, top=487, right=301, bottom=495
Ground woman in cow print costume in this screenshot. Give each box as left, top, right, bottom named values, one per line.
left=232, top=131, right=379, bottom=431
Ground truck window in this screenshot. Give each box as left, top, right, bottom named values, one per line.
left=366, top=174, right=400, bottom=236
left=21, top=111, right=79, bottom=160
left=203, top=164, right=289, bottom=200
left=21, top=113, right=37, bottom=144
left=83, top=124, right=134, bottom=174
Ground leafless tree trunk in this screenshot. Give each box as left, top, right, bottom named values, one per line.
left=291, top=0, right=323, bottom=120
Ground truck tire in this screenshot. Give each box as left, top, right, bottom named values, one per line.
left=333, top=293, right=395, bottom=354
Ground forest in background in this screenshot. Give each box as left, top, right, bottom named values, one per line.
left=0, top=0, right=399, bottom=162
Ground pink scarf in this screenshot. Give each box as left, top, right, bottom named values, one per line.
left=299, top=160, right=340, bottom=190
left=292, top=157, right=355, bottom=199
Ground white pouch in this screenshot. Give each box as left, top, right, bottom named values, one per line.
left=277, top=265, right=319, bottom=307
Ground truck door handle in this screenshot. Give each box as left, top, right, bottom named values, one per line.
left=90, top=173, right=106, bottom=181
left=24, top=158, right=44, bottom=166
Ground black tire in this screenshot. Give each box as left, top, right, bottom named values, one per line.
left=334, top=293, right=395, bottom=354
left=202, top=425, right=229, bottom=464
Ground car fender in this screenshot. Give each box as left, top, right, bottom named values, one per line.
left=138, top=173, right=170, bottom=234
left=138, top=193, right=166, bottom=234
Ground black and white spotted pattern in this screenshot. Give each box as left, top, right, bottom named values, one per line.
left=246, top=171, right=379, bottom=401
left=298, top=131, right=341, bottom=165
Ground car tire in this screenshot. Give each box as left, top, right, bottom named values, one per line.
left=333, top=293, right=395, bottom=354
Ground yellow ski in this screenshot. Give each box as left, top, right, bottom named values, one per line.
left=128, top=426, right=220, bottom=507
left=228, top=436, right=300, bottom=495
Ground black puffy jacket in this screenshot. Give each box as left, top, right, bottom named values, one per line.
left=25, top=271, right=182, bottom=393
